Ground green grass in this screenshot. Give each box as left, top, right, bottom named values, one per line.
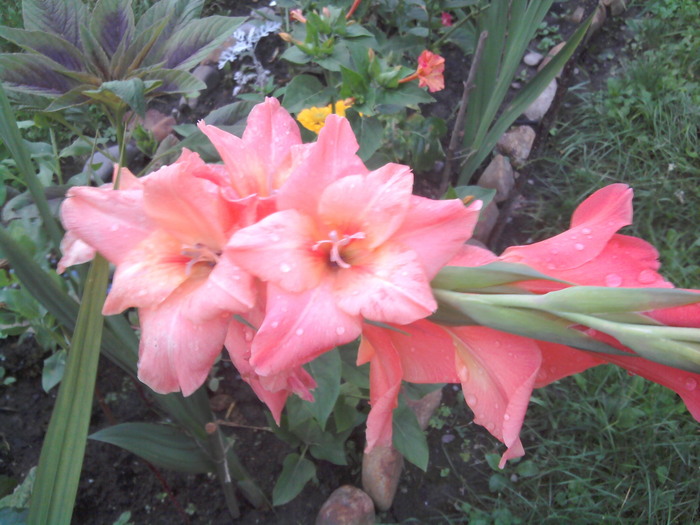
left=440, top=2, right=700, bottom=523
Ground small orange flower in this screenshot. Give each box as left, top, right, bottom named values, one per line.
left=398, top=50, right=445, bottom=93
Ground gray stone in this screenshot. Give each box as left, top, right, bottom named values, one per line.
left=362, top=445, right=404, bottom=511
left=497, top=126, right=536, bottom=166
left=405, top=388, right=443, bottom=430
left=478, top=154, right=515, bottom=203
left=471, top=200, right=499, bottom=244
left=316, top=486, right=375, bottom=525
left=523, top=78, right=557, bottom=122
left=523, top=51, right=543, bottom=67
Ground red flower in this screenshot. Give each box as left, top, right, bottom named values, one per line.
left=441, top=12, right=453, bottom=27
left=399, top=50, right=446, bottom=92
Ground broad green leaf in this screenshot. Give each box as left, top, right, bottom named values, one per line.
left=136, top=0, right=205, bottom=47
left=28, top=256, right=109, bottom=525
left=159, top=16, right=246, bottom=71
left=306, top=348, right=342, bottom=429
left=282, top=74, right=332, bottom=113
left=393, top=403, right=429, bottom=471
left=84, top=78, right=146, bottom=116
left=351, top=115, right=384, bottom=161
left=376, top=82, right=434, bottom=109
left=0, top=467, right=35, bottom=509
left=0, top=27, right=85, bottom=72
left=202, top=100, right=256, bottom=126
left=272, top=454, right=316, bottom=506
left=0, top=54, right=80, bottom=97
left=454, top=185, right=497, bottom=208
left=42, top=349, right=67, bottom=393
left=89, top=0, right=135, bottom=60
left=89, top=423, right=216, bottom=473
left=141, top=68, right=205, bottom=96
left=22, top=0, right=86, bottom=48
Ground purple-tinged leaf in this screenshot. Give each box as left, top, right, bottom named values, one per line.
left=0, top=54, right=81, bottom=97
left=80, top=22, right=110, bottom=79
left=136, top=0, right=204, bottom=36
left=22, top=0, right=86, bottom=49
left=159, top=16, right=245, bottom=71
left=140, top=68, right=205, bottom=96
left=0, top=26, right=85, bottom=72
left=89, top=0, right=135, bottom=59
left=44, top=87, right=92, bottom=112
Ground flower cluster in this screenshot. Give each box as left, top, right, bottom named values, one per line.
left=59, top=99, right=699, bottom=465
left=59, top=98, right=480, bottom=424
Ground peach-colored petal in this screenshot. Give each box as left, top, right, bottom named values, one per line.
left=449, top=326, right=542, bottom=467
left=57, top=232, right=96, bottom=273
left=102, top=230, right=190, bottom=315
left=501, top=184, right=633, bottom=272
left=318, top=164, right=413, bottom=248
left=226, top=317, right=316, bottom=424
left=393, top=198, right=482, bottom=278
left=137, top=282, right=230, bottom=396
left=533, top=341, right=603, bottom=388
left=60, top=186, right=152, bottom=265
left=249, top=282, right=362, bottom=376
left=227, top=209, right=326, bottom=293
left=143, top=150, right=235, bottom=248
left=277, top=115, right=368, bottom=215
left=334, top=243, right=436, bottom=324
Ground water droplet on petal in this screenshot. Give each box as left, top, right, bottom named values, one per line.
left=271, top=321, right=279, bottom=328
left=546, top=263, right=556, bottom=270
left=581, top=227, right=591, bottom=235
left=335, top=326, right=346, bottom=335
left=244, top=329, right=254, bottom=342
left=295, top=328, right=304, bottom=336
left=109, top=224, right=119, bottom=232
left=574, top=243, right=585, bottom=251
left=466, top=394, right=477, bottom=406
left=684, top=377, right=697, bottom=391
left=280, top=263, right=291, bottom=273
left=550, top=248, right=560, bottom=255
left=270, top=234, right=280, bottom=242
left=503, top=414, right=510, bottom=421
left=638, top=269, right=657, bottom=284
left=605, top=273, right=622, bottom=287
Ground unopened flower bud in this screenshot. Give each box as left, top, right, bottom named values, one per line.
left=278, top=32, right=294, bottom=43
left=205, top=422, right=218, bottom=434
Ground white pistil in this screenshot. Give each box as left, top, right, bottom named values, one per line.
left=181, top=243, right=221, bottom=275
left=312, top=230, right=365, bottom=269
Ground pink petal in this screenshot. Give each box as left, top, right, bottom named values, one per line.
left=226, top=317, right=316, bottom=424
left=227, top=209, right=326, bottom=293
left=277, top=115, right=368, bottom=215
left=57, top=232, right=96, bottom=273
left=249, top=282, right=362, bottom=376
left=394, top=198, right=482, bottom=278
left=183, top=253, right=256, bottom=322
left=533, top=341, right=603, bottom=388
left=449, top=326, right=542, bottom=467
left=501, top=184, right=633, bottom=272
left=318, top=164, right=413, bottom=248
left=102, top=230, right=190, bottom=315
left=447, top=242, right=499, bottom=267
left=137, top=282, right=230, bottom=396
left=334, top=243, right=436, bottom=324
left=358, top=328, right=403, bottom=450
left=60, top=186, right=152, bottom=265
left=143, top=150, right=235, bottom=248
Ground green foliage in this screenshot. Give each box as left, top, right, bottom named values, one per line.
left=0, top=0, right=244, bottom=114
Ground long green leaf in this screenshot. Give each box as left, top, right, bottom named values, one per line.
left=27, top=256, right=109, bottom=525
left=89, top=423, right=216, bottom=473
left=0, top=83, right=63, bottom=249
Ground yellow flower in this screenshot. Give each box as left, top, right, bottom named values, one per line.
left=297, top=100, right=351, bottom=133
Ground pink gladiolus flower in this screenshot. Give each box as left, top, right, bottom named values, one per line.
left=59, top=150, right=256, bottom=395
left=359, top=320, right=541, bottom=467
left=226, top=114, right=481, bottom=378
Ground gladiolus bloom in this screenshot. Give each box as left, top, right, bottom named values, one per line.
left=60, top=150, right=255, bottom=395
left=227, top=114, right=481, bottom=378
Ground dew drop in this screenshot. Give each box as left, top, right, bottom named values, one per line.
left=295, top=328, right=304, bottom=336
left=684, top=377, right=697, bottom=391
left=503, top=414, right=510, bottom=421
left=581, top=227, right=591, bottom=235
left=270, top=234, right=281, bottom=242
left=550, top=248, right=560, bottom=255
left=233, top=274, right=241, bottom=280
left=574, top=243, right=585, bottom=251
left=280, top=263, right=291, bottom=273
left=638, top=269, right=657, bottom=284
left=547, top=263, right=556, bottom=270
left=466, top=394, right=477, bottom=406
left=271, top=321, right=279, bottom=328
left=486, top=422, right=495, bottom=431
left=137, top=289, right=147, bottom=297
left=605, top=273, right=622, bottom=287
left=109, top=224, right=119, bottom=232
left=336, top=326, right=346, bottom=335
left=244, top=329, right=254, bottom=342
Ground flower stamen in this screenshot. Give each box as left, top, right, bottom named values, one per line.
left=182, top=243, right=221, bottom=275
left=313, top=230, right=365, bottom=269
